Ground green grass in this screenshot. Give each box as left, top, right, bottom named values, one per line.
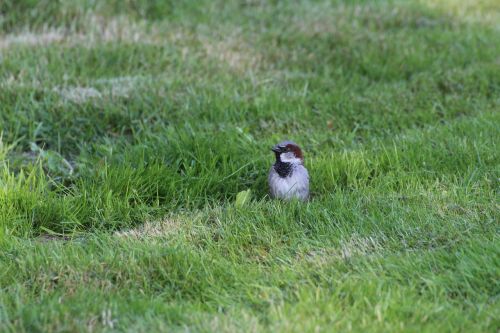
left=0, top=0, right=499, bottom=331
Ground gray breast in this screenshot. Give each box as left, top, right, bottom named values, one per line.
left=269, top=165, right=309, bottom=201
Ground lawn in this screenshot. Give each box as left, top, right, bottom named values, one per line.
left=0, top=0, right=499, bottom=332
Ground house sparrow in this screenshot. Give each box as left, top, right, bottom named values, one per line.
left=268, top=141, right=309, bottom=201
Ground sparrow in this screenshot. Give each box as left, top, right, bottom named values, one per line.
left=268, top=141, right=309, bottom=201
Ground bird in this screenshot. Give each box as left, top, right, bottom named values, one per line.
left=268, top=141, right=309, bottom=201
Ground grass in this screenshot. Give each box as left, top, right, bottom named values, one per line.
left=0, top=0, right=499, bottom=331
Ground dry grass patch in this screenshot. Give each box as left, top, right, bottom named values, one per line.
left=289, top=2, right=347, bottom=37
left=419, top=0, right=500, bottom=26
left=0, top=16, right=183, bottom=49
left=94, top=75, right=152, bottom=98
left=203, top=312, right=262, bottom=333
left=52, top=75, right=156, bottom=103
left=201, top=31, right=263, bottom=74
left=114, top=218, right=182, bottom=239
left=53, top=86, right=102, bottom=103
left=0, top=30, right=66, bottom=49
left=301, top=235, right=386, bottom=267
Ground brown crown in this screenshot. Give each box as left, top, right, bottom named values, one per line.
left=286, top=143, right=303, bottom=160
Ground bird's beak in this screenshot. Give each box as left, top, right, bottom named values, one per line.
left=271, top=146, right=282, bottom=153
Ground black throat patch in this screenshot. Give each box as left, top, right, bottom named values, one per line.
left=274, top=161, right=293, bottom=178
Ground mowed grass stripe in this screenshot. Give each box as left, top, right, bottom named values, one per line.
left=1, top=111, right=497, bottom=235
left=1, top=235, right=497, bottom=331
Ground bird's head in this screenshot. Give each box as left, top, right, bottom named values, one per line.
left=271, top=141, right=304, bottom=165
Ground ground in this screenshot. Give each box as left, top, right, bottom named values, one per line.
left=0, top=0, right=499, bottom=332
